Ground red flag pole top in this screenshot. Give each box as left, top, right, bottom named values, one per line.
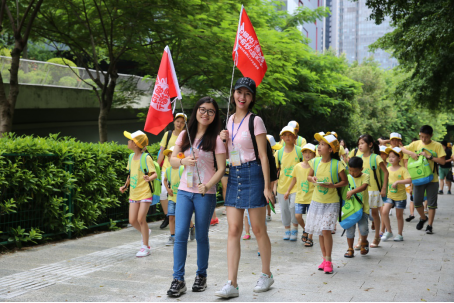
left=232, top=5, right=267, bottom=86
left=144, top=46, right=182, bottom=135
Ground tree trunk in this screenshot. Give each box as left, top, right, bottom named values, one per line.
left=98, top=71, right=118, bottom=143
left=0, top=73, right=11, bottom=137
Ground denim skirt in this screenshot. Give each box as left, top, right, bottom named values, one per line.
left=224, top=160, right=267, bottom=209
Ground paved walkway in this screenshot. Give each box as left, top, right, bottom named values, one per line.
left=1, top=191, right=453, bottom=302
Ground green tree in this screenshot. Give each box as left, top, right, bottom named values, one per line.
left=363, top=0, right=454, bottom=110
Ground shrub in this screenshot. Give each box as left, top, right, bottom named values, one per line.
left=58, top=76, right=78, bottom=87
left=46, top=58, right=80, bottom=83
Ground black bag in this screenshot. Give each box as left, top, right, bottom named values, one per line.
left=447, top=170, right=454, bottom=182
left=249, top=113, right=278, bottom=182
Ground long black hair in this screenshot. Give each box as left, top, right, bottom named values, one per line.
left=180, top=97, right=221, bottom=153
left=357, top=134, right=379, bottom=154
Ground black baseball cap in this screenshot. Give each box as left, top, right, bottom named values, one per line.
left=234, top=77, right=256, bottom=95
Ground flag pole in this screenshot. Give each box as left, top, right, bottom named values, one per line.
left=223, top=5, right=244, bottom=142
left=176, top=97, right=204, bottom=195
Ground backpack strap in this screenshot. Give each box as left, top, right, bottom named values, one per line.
left=165, top=130, right=173, bottom=149
left=128, top=153, right=134, bottom=173
left=371, top=154, right=382, bottom=190
left=313, top=157, right=322, bottom=176
left=179, top=166, right=184, bottom=178
left=354, top=148, right=358, bottom=157
left=295, top=146, right=303, bottom=162
left=166, top=167, right=171, bottom=187
left=297, top=136, right=302, bottom=146
left=141, top=153, right=154, bottom=194
left=213, top=151, right=217, bottom=171
left=248, top=113, right=261, bottom=164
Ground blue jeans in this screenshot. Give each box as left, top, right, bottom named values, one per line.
left=173, top=190, right=216, bottom=281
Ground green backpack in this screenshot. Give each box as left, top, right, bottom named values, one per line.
left=166, top=166, right=184, bottom=188
left=407, top=148, right=436, bottom=186
left=277, top=146, right=303, bottom=169
left=339, top=174, right=364, bottom=231
left=313, top=157, right=348, bottom=222
left=128, top=153, right=161, bottom=197
left=360, top=153, right=382, bottom=190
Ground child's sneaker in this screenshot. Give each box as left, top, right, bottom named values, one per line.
left=167, top=278, right=186, bottom=297
left=136, top=245, right=150, bottom=257
left=289, top=229, right=298, bottom=241
left=448, top=190, right=452, bottom=195
left=438, top=190, right=443, bottom=194
left=215, top=281, right=239, bottom=298
left=416, top=217, right=428, bottom=230
left=426, top=225, right=433, bottom=234
left=318, top=259, right=326, bottom=271
left=381, top=232, right=394, bottom=241
left=266, top=215, right=272, bottom=221
left=393, top=234, right=404, bottom=241
left=210, top=218, right=219, bottom=226
left=324, top=261, right=333, bottom=274
left=283, top=230, right=290, bottom=240
left=192, top=275, right=207, bottom=292
left=166, top=236, right=175, bottom=246
left=253, top=273, right=274, bottom=293
left=189, top=226, right=196, bottom=241
left=242, top=233, right=251, bottom=240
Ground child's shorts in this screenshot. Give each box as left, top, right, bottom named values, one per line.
left=295, top=203, right=310, bottom=215
left=167, top=201, right=176, bottom=216
left=369, top=191, right=383, bottom=208
left=346, top=212, right=369, bottom=238
left=129, top=196, right=154, bottom=203
left=384, top=198, right=406, bottom=209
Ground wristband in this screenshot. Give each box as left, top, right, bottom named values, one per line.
left=180, top=158, right=183, bottom=165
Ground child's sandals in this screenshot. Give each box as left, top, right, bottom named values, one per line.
left=360, top=240, right=370, bottom=255
left=370, top=237, right=381, bottom=248
left=301, top=232, right=309, bottom=242
left=305, top=238, right=313, bottom=247
left=353, top=242, right=361, bottom=250
left=344, top=248, right=354, bottom=258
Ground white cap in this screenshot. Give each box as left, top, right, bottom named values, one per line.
left=267, top=135, right=283, bottom=150
left=163, top=145, right=175, bottom=156
left=301, top=143, right=316, bottom=153
left=175, top=113, right=187, bottom=121
left=280, top=126, right=296, bottom=136
left=386, top=146, right=403, bottom=157
left=287, top=121, right=299, bottom=130
left=379, top=146, right=388, bottom=153
left=390, top=132, right=402, bottom=140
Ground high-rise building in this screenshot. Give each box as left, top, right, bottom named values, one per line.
left=325, top=0, right=398, bottom=69
left=283, top=0, right=326, bottom=52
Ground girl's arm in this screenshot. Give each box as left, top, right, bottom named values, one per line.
left=220, top=130, right=230, bottom=155
left=143, top=172, right=158, bottom=182
left=307, top=168, right=316, bottom=183
left=199, top=152, right=226, bottom=195
left=170, top=144, right=196, bottom=168
left=379, top=162, right=389, bottom=197
left=164, top=176, right=173, bottom=196
left=284, top=177, right=297, bottom=200
left=256, top=133, right=275, bottom=205
left=119, top=176, right=130, bottom=193
left=392, top=178, right=412, bottom=188
left=399, top=145, right=418, bottom=160
left=157, top=146, right=165, bottom=165
left=346, top=183, right=368, bottom=200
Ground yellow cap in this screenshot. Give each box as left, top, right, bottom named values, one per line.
left=301, top=143, right=316, bottom=153
left=124, top=130, right=149, bottom=149
left=287, top=121, right=299, bottom=131
left=326, top=131, right=338, bottom=138
left=175, top=113, right=187, bottom=122
left=267, top=135, right=283, bottom=150
left=163, top=146, right=175, bottom=157
left=280, top=126, right=296, bottom=136
left=390, top=132, right=402, bottom=140
left=314, top=133, right=340, bottom=153
left=385, top=146, right=403, bottom=158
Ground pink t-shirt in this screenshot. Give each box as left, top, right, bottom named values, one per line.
left=176, top=131, right=226, bottom=194
left=226, top=113, right=267, bottom=163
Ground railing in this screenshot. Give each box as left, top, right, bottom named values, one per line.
left=0, top=56, right=153, bottom=91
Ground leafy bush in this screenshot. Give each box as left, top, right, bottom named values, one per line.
left=46, top=58, right=80, bottom=83
left=58, top=76, right=78, bottom=87
left=0, top=134, right=161, bottom=247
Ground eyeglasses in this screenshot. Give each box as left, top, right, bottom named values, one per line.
left=198, top=107, right=216, bottom=117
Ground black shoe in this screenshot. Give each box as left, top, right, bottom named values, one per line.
left=426, top=225, right=433, bottom=234
left=416, top=217, right=428, bottom=230
left=160, top=216, right=169, bottom=229
left=192, top=275, right=207, bottom=292
left=167, top=278, right=186, bottom=297
left=405, top=215, right=415, bottom=222
left=438, top=190, right=443, bottom=195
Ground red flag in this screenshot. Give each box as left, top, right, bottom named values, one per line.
left=232, top=6, right=267, bottom=86
left=144, top=46, right=182, bottom=135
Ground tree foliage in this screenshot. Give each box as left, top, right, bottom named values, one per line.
left=364, top=0, right=454, bottom=110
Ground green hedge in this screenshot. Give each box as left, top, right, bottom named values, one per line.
left=0, top=133, right=160, bottom=247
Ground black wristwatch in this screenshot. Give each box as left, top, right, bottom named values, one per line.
left=429, top=155, right=433, bottom=160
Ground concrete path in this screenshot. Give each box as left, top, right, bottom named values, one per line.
left=1, top=191, right=453, bottom=302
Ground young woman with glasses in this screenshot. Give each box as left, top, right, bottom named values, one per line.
left=166, top=97, right=226, bottom=297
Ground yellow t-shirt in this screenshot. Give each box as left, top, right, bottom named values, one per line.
left=165, top=166, right=182, bottom=203
left=309, top=158, right=346, bottom=203
left=291, top=163, right=314, bottom=204
left=351, top=173, right=370, bottom=214
left=160, top=131, right=179, bottom=172
left=275, top=147, right=302, bottom=194
left=361, top=154, right=384, bottom=191
left=126, top=155, right=156, bottom=201
left=348, top=148, right=363, bottom=158
left=387, top=166, right=411, bottom=200
left=316, top=145, right=346, bottom=157
left=405, top=140, right=446, bottom=183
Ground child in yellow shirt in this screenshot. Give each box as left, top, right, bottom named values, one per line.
left=381, top=147, right=412, bottom=242
left=285, top=143, right=317, bottom=247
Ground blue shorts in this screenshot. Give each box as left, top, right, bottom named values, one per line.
left=384, top=198, right=406, bottom=209
left=295, top=203, right=310, bottom=214
left=225, top=161, right=267, bottom=209
left=167, top=200, right=176, bottom=216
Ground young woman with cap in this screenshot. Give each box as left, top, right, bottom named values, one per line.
left=166, top=97, right=226, bottom=297
left=216, top=77, right=276, bottom=298
left=157, top=113, right=187, bottom=229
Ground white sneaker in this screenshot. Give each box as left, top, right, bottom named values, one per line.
left=266, top=215, right=271, bottom=221
left=166, top=236, right=175, bottom=246
left=215, top=281, right=239, bottom=298
left=253, top=273, right=274, bottom=293
left=381, top=232, right=394, bottom=242
left=289, top=229, right=298, bottom=241
left=136, top=245, right=150, bottom=257
left=393, top=234, right=404, bottom=241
